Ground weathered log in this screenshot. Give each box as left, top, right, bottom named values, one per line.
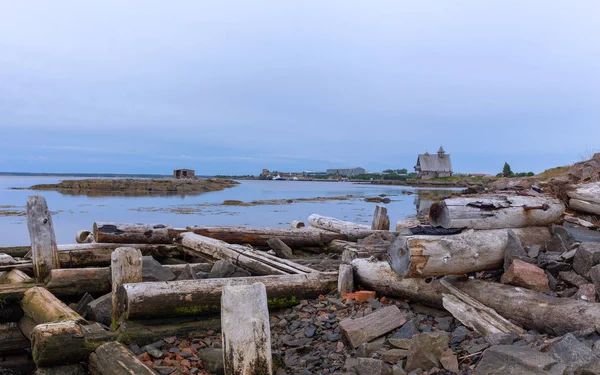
left=5, top=269, right=33, bottom=284
left=58, top=243, right=182, bottom=267
left=88, top=341, right=156, bottom=375
left=190, top=225, right=346, bottom=246
left=0, top=246, right=30, bottom=258
left=291, top=221, right=306, bottom=228
left=430, top=195, right=565, bottom=229
left=93, top=222, right=175, bottom=244
left=46, top=267, right=111, bottom=296
left=18, top=315, right=37, bottom=340
left=568, top=182, right=600, bottom=215
left=327, top=240, right=388, bottom=262
left=1, top=282, right=42, bottom=300
left=27, top=196, right=60, bottom=281
left=222, top=283, right=272, bottom=375
left=76, top=230, right=93, bottom=244
left=339, top=305, right=406, bottom=348
left=111, top=248, right=143, bottom=329
left=180, top=232, right=314, bottom=275
left=267, top=237, right=294, bottom=259
left=308, top=214, right=385, bottom=240
left=116, top=317, right=221, bottom=346
left=118, top=272, right=337, bottom=319
left=21, top=287, right=84, bottom=324
left=371, top=205, right=390, bottom=230
left=0, top=322, right=30, bottom=355
left=338, top=264, right=354, bottom=296
left=387, top=227, right=551, bottom=277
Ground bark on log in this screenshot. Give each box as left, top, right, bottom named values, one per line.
left=430, top=195, right=565, bottom=229
left=308, top=214, right=385, bottom=240
left=27, top=196, right=60, bottom=281
left=0, top=323, right=30, bottom=355
left=118, top=272, right=338, bottom=319
left=387, top=227, right=551, bottom=277
left=190, top=225, right=345, bottom=246
left=111, top=247, right=143, bottom=329
left=338, top=264, right=354, bottom=297
left=94, top=222, right=175, bottom=244
left=567, top=182, right=600, bottom=215
left=371, top=205, right=390, bottom=231
left=339, top=305, right=406, bottom=348
left=88, top=342, right=156, bottom=375
left=46, top=267, right=112, bottom=296
left=180, top=232, right=315, bottom=275
left=267, top=237, right=293, bottom=259
left=222, top=283, right=272, bottom=375
left=21, top=287, right=85, bottom=324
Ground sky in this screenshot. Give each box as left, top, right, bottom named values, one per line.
left=0, top=1, right=599, bottom=175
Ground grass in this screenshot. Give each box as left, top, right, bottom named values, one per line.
left=535, top=165, right=571, bottom=181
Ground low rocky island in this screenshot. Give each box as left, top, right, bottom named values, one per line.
left=24, top=178, right=239, bottom=196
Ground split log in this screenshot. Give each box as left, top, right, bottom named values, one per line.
left=222, top=283, right=272, bottom=375
left=93, top=222, right=175, bottom=244
left=291, top=221, right=306, bottom=228
left=338, top=264, right=354, bottom=296
left=180, top=232, right=314, bottom=275
left=0, top=323, right=30, bottom=355
left=430, top=195, right=565, bottom=229
left=111, top=248, right=142, bottom=329
left=308, top=214, right=385, bottom=240
left=567, top=182, right=600, bottom=215
left=21, top=287, right=84, bottom=324
left=190, top=225, right=345, bottom=246
left=339, top=305, right=406, bottom=348
left=27, top=196, right=60, bottom=281
left=371, top=205, right=390, bottom=230
left=118, top=272, right=338, bottom=319
left=387, top=227, right=551, bottom=277
left=5, top=269, right=33, bottom=284
left=267, top=237, right=293, bottom=259
left=88, top=342, right=156, bottom=375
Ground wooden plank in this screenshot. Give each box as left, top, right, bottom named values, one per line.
left=339, top=305, right=406, bottom=348
left=111, top=247, right=143, bottom=329
left=88, top=342, right=156, bottom=375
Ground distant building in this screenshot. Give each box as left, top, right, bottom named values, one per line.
left=173, top=169, right=195, bottom=179
left=326, top=167, right=366, bottom=177
left=415, top=146, right=453, bottom=179
left=261, top=169, right=270, bottom=175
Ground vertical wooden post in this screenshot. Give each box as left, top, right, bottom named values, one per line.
left=338, top=264, right=354, bottom=297
left=371, top=205, right=390, bottom=230
left=222, top=282, right=273, bottom=375
left=26, top=195, right=60, bottom=282
left=111, top=247, right=142, bottom=330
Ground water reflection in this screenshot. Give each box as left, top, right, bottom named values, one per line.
left=413, top=188, right=457, bottom=218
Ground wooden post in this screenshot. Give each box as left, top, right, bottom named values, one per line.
left=338, top=264, right=354, bottom=297
left=111, top=247, right=142, bottom=330
left=26, top=196, right=60, bottom=281
left=267, top=237, right=293, bottom=259
left=371, top=205, right=390, bottom=230
left=222, top=282, right=273, bottom=375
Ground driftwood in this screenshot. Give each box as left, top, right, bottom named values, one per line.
left=45, top=267, right=111, bottom=296
left=93, top=222, right=175, bottom=244
left=111, top=247, right=143, bottom=329
left=27, top=196, right=60, bottom=281
left=222, top=283, right=273, bottom=375
left=191, top=225, right=345, bottom=246
left=339, top=305, right=406, bottom=348
left=21, top=286, right=84, bottom=324
left=89, top=342, right=156, bottom=375
left=5, top=269, right=33, bottom=284
left=308, top=214, right=385, bottom=240
left=430, top=195, right=565, bottom=229
left=118, top=272, right=338, bottom=320
left=291, top=221, right=306, bottom=228
left=0, top=323, right=30, bottom=355
left=567, top=182, right=600, bottom=215
left=76, top=230, right=93, bottom=244
left=267, top=237, right=293, bottom=259
left=387, top=227, right=551, bottom=277
left=371, top=205, right=390, bottom=230
left=327, top=240, right=388, bottom=262
left=338, top=264, right=354, bottom=296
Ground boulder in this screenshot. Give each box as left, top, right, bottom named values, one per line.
left=142, top=256, right=176, bottom=282
left=208, top=260, right=251, bottom=278
left=405, top=332, right=450, bottom=372
left=547, top=333, right=597, bottom=368
left=474, top=345, right=566, bottom=375
left=86, top=292, right=111, bottom=326
left=504, top=230, right=530, bottom=271
left=501, top=259, right=550, bottom=292
left=196, top=348, right=224, bottom=375
left=573, top=243, right=600, bottom=279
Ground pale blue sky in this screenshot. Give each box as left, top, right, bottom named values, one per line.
left=1, top=1, right=599, bottom=175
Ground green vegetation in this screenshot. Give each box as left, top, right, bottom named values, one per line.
left=496, top=162, right=534, bottom=178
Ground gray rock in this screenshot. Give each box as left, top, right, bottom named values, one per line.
left=196, top=271, right=210, bottom=279
left=560, top=270, right=590, bottom=286
left=175, top=264, right=197, bottom=281
left=305, top=325, right=316, bottom=338
left=196, top=348, right=224, bottom=375
left=474, top=345, right=566, bottom=375
left=546, top=261, right=571, bottom=273
left=434, top=316, right=453, bottom=331
left=547, top=333, right=597, bottom=368
left=142, top=256, right=176, bottom=281
left=527, top=245, right=541, bottom=258
left=128, top=344, right=142, bottom=355
left=590, top=265, right=600, bottom=297
left=504, top=229, right=530, bottom=271
left=392, top=320, right=419, bottom=339
left=562, top=225, right=600, bottom=244
left=344, top=358, right=385, bottom=375
left=573, top=243, right=600, bottom=279
left=381, top=349, right=409, bottom=363
left=538, top=252, right=563, bottom=268
left=451, top=326, right=469, bottom=346
left=154, top=367, right=176, bottom=375
left=392, top=364, right=407, bottom=375
left=545, top=230, right=573, bottom=253
left=356, top=337, right=385, bottom=358
left=388, top=338, right=411, bottom=349
left=209, top=260, right=251, bottom=278
left=484, top=331, right=519, bottom=346
left=405, top=332, right=450, bottom=372
left=561, top=248, right=578, bottom=261
left=86, top=292, right=111, bottom=326
left=546, top=271, right=559, bottom=290
left=142, top=345, right=163, bottom=359
left=74, top=293, right=94, bottom=316
left=35, top=365, right=86, bottom=375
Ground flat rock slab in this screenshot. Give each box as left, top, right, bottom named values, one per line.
left=547, top=333, right=598, bottom=368
left=474, top=345, right=566, bottom=375
left=209, top=260, right=251, bottom=278
left=405, top=332, right=450, bottom=372
left=573, top=243, right=600, bottom=279
left=339, top=305, right=406, bottom=348
left=142, top=256, right=176, bottom=282
left=344, top=358, right=385, bottom=375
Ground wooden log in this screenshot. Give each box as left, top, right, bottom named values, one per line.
left=18, top=315, right=37, bottom=340
left=180, top=232, right=314, bottom=275
left=328, top=240, right=388, bottom=262
left=0, top=246, right=30, bottom=258
left=190, top=225, right=346, bottom=246
left=58, top=243, right=182, bottom=267
left=430, top=194, right=565, bottom=229
left=21, top=287, right=84, bottom=324
left=291, top=221, right=306, bottom=228
left=88, top=342, right=156, bottom=375
left=222, top=283, right=272, bottom=375
left=27, top=196, right=60, bottom=281
left=46, top=267, right=111, bottom=296
left=371, top=205, right=390, bottom=230
left=6, top=269, right=33, bottom=284
left=76, top=230, right=93, bottom=244
left=118, top=272, right=338, bottom=320
left=1, top=282, right=42, bottom=301
left=116, top=317, right=221, bottom=346
left=111, top=247, right=143, bottom=329
left=567, top=182, right=600, bottom=215
left=267, top=237, right=293, bottom=259
left=339, top=305, right=406, bottom=348
left=387, top=227, right=551, bottom=277
left=94, top=222, right=175, bottom=244
left=338, top=264, right=354, bottom=296
left=308, top=214, right=385, bottom=240
left=0, top=322, right=30, bottom=355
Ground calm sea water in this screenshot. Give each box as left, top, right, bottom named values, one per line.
left=0, top=176, right=459, bottom=246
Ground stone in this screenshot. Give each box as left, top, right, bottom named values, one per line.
left=559, top=270, right=589, bottom=286
left=574, top=283, right=597, bottom=302
left=574, top=243, right=600, bottom=279
left=547, top=333, right=597, bottom=368
left=142, top=256, right=176, bottom=281
left=208, top=260, right=251, bottom=278
left=74, top=293, right=94, bottom=316
left=392, top=320, right=419, bottom=339
left=344, top=358, right=385, bottom=375
left=154, top=367, right=176, bottom=375
left=128, top=344, right=142, bottom=355
left=405, top=332, right=450, bottom=372
left=451, top=326, right=469, bottom=346
left=339, top=305, right=406, bottom=348
left=501, top=259, right=550, bottom=292
left=175, top=264, right=197, bottom=281
left=35, top=365, right=86, bottom=375
left=538, top=252, right=563, bottom=268
left=434, top=316, right=453, bottom=331
left=382, top=349, right=408, bottom=363
left=545, top=231, right=571, bottom=253
left=86, top=292, right=111, bottom=326
left=474, top=345, right=566, bottom=375
left=504, top=229, right=530, bottom=271
left=563, top=225, right=600, bottom=244
left=305, top=325, right=316, bottom=338
left=356, top=337, right=386, bottom=358
left=546, top=261, right=571, bottom=273
left=590, top=265, right=600, bottom=294
left=484, top=331, right=519, bottom=346
left=388, top=338, right=411, bottom=349
left=561, top=248, right=578, bottom=260
left=546, top=271, right=558, bottom=291
left=142, top=345, right=163, bottom=359
left=392, top=364, right=407, bottom=375
left=439, top=349, right=459, bottom=373
left=527, top=245, right=541, bottom=258
left=196, top=348, right=224, bottom=375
